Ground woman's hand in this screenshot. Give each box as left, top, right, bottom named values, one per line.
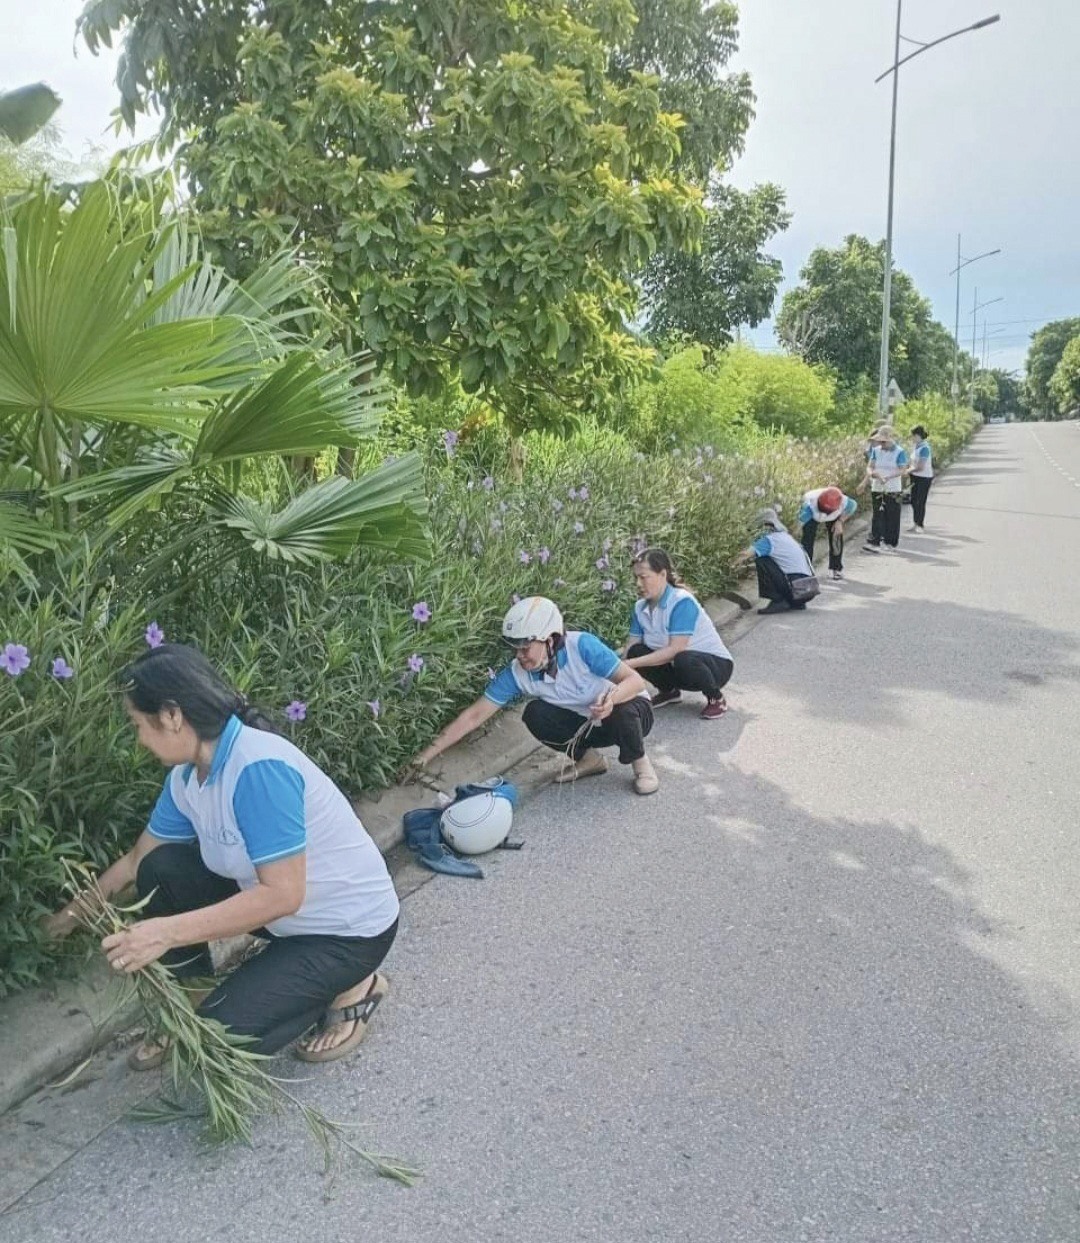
left=41, top=887, right=108, bottom=941
left=589, top=692, right=614, bottom=721
left=101, top=918, right=175, bottom=974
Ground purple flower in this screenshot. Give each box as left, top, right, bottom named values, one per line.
left=703, top=473, right=714, bottom=485
left=704, top=445, right=715, bottom=458
left=538, top=546, right=551, bottom=564
left=578, top=485, right=590, bottom=501
left=443, top=429, right=459, bottom=457
left=551, top=499, right=564, bottom=513
left=631, top=539, right=647, bottom=558
left=499, top=501, right=509, bottom=513
left=568, top=487, right=579, bottom=501
left=511, top=593, right=521, bottom=604
left=602, top=538, right=613, bottom=553
left=553, top=578, right=567, bottom=588
left=51, top=657, right=75, bottom=680
left=490, top=516, right=503, bottom=532
left=285, top=700, right=307, bottom=723
left=519, top=549, right=531, bottom=565
left=145, top=621, right=165, bottom=648
left=754, top=486, right=765, bottom=497
left=600, top=579, right=617, bottom=593
left=367, top=699, right=381, bottom=719
left=482, top=475, right=495, bottom=491
left=2, top=643, right=30, bottom=677
left=487, top=667, right=497, bottom=680
left=573, top=521, right=585, bottom=535
left=411, top=601, right=432, bottom=624
left=407, top=654, right=425, bottom=674
left=595, top=556, right=609, bottom=571
left=668, top=506, right=677, bottom=518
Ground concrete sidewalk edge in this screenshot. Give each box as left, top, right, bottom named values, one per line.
left=0, top=509, right=874, bottom=1115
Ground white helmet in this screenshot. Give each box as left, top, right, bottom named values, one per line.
left=440, top=792, right=514, bottom=855
left=502, top=596, right=564, bottom=645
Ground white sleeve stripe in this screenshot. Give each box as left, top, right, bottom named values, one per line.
left=249, top=843, right=307, bottom=866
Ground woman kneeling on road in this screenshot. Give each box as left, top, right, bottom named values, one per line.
left=623, top=548, right=733, bottom=719
left=746, top=509, right=817, bottom=615
left=46, top=644, right=399, bottom=1066
left=414, top=596, right=659, bottom=795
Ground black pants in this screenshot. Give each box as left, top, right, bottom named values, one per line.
left=522, top=695, right=653, bottom=765
left=869, top=493, right=901, bottom=547
left=137, top=843, right=398, bottom=1054
left=626, top=642, right=734, bottom=698
left=801, top=520, right=844, bottom=571
left=910, top=476, right=932, bottom=526
left=755, top=557, right=806, bottom=607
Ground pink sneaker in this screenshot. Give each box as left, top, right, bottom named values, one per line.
left=700, top=696, right=728, bottom=720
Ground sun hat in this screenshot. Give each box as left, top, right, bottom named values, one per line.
left=870, top=425, right=896, bottom=443
left=754, top=507, right=786, bottom=532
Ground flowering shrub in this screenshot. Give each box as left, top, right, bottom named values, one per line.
left=0, top=408, right=978, bottom=994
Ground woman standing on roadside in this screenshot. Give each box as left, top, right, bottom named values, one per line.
left=798, top=486, right=857, bottom=581
left=624, top=548, right=734, bottom=720
left=862, top=425, right=909, bottom=552
left=907, top=424, right=934, bottom=532
left=46, top=644, right=400, bottom=1066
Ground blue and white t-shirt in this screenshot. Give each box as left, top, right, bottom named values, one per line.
left=752, top=531, right=814, bottom=576
left=910, top=439, right=933, bottom=478
left=798, top=489, right=858, bottom=525
left=868, top=444, right=910, bottom=493
left=629, top=585, right=731, bottom=660
left=484, top=631, right=645, bottom=715
left=148, top=717, right=399, bottom=939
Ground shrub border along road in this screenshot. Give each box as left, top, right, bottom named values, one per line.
left=0, top=508, right=873, bottom=1118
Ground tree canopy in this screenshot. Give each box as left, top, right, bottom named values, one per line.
left=1049, top=336, right=1080, bottom=417
left=775, top=234, right=954, bottom=400
left=641, top=181, right=788, bottom=348
left=1025, top=318, right=1080, bottom=415
left=79, top=0, right=705, bottom=432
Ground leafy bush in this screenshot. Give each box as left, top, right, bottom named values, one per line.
left=710, top=345, right=837, bottom=438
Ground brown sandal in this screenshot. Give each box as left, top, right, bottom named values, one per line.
left=293, top=973, right=389, bottom=1064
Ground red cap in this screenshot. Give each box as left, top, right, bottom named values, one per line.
left=817, top=487, right=843, bottom=515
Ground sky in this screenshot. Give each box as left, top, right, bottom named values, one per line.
left=728, top=0, right=1080, bottom=375
left=5, top=0, right=1078, bottom=377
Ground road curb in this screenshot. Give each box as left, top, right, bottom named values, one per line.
left=0, top=509, right=871, bottom=1115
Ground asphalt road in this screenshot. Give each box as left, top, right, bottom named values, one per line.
left=3, top=423, right=1080, bottom=1243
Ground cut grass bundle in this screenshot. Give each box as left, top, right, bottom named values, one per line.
left=62, top=862, right=419, bottom=1185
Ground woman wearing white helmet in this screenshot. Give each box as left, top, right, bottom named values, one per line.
left=413, top=597, right=659, bottom=795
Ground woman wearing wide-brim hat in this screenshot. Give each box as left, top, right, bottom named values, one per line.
left=862, top=425, right=909, bottom=552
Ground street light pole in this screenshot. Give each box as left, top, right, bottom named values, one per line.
left=969, top=288, right=1004, bottom=411
left=877, top=0, right=903, bottom=420
left=949, top=236, right=1001, bottom=421
left=875, top=11, right=1001, bottom=417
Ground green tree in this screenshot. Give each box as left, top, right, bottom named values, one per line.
left=1025, top=318, right=1080, bottom=415
left=612, top=0, right=755, bottom=185
left=776, top=234, right=953, bottom=399
left=79, top=0, right=703, bottom=433
left=641, top=181, right=789, bottom=348
left=970, top=370, right=1000, bottom=419
left=1048, top=336, right=1080, bottom=417
left=0, top=178, right=427, bottom=566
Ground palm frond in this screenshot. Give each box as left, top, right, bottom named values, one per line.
left=194, top=354, right=387, bottom=462
left=212, top=455, right=429, bottom=564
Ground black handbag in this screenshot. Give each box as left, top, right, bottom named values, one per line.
left=789, top=574, right=820, bottom=603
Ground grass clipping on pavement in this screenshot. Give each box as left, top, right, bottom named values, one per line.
left=63, top=862, right=419, bottom=1186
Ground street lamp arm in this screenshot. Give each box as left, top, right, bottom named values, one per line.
left=875, top=14, right=1001, bottom=83
left=949, top=247, right=1002, bottom=276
